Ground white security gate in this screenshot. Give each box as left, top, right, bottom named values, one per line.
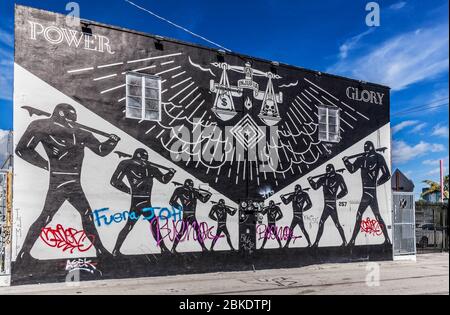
left=392, top=192, right=416, bottom=259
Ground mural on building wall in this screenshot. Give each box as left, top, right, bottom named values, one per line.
left=10, top=5, right=393, bottom=285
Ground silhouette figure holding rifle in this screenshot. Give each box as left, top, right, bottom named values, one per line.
left=110, top=148, right=176, bottom=255
left=170, top=179, right=212, bottom=253
left=15, top=104, right=120, bottom=265
left=308, top=164, right=348, bottom=248
left=208, top=199, right=237, bottom=251
left=343, top=141, right=391, bottom=246
left=281, top=184, right=312, bottom=248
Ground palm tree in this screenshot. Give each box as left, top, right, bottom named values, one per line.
left=421, top=175, right=449, bottom=200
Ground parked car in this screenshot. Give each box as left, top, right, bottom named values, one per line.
left=416, top=224, right=444, bottom=248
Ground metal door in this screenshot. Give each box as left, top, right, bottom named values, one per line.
left=392, top=192, right=416, bottom=257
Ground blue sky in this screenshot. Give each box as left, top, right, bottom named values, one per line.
left=0, top=0, right=448, bottom=196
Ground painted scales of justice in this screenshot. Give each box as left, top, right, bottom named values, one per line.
left=210, top=62, right=283, bottom=125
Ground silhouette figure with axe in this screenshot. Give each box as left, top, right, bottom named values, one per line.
left=15, top=104, right=120, bottom=265
left=343, top=141, right=391, bottom=246
left=281, top=184, right=313, bottom=248
left=110, top=148, right=176, bottom=255
left=308, top=164, right=348, bottom=248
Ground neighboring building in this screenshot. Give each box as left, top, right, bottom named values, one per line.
left=392, top=169, right=414, bottom=192
left=421, top=189, right=446, bottom=203
left=5, top=5, right=393, bottom=285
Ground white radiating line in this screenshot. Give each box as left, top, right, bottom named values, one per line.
left=156, top=130, right=165, bottom=138
left=155, top=66, right=181, bottom=76
left=180, top=86, right=199, bottom=104
left=292, top=102, right=306, bottom=121
left=161, top=60, right=174, bottom=66
left=243, top=159, right=246, bottom=180
left=321, top=95, right=338, bottom=107
left=304, top=89, right=322, bottom=105
left=172, top=71, right=186, bottom=79
left=98, top=62, right=124, bottom=69
left=67, top=67, right=94, bottom=74
left=100, top=84, right=126, bottom=94
left=188, top=100, right=204, bottom=119
left=132, top=65, right=156, bottom=72
left=340, top=101, right=355, bottom=112
left=310, top=87, right=319, bottom=94
left=304, top=78, right=339, bottom=101
left=171, top=77, right=191, bottom=89
left=296, top=99, right=314, bottom=121
left=340, top=127, right=345, bottom=133
left=317, top=145, right=323, bottom=155
left=161, top=79, right=167, bottom=84
left=340, top=117, right=354, bottom=129
left=301, top=92, right=311, bottom=102
left=356, top=111, right=370, bottom=120
left=341, top=101, right=369, bottom=120
left=344, top=111, right=357, bottom=121
left=127, top=52, right=183, bottom=64
left=286, top=112, right=302, bottom=134
left=249, top=160, right=253, bottom=181
left=169, top=82, right=195, bottom=101
left=145, top=125, right=156, bottom=134
left=192, top=111, right=207, bottom=130
left=161, top=89, right=168, bottom=94
left=284, top=122, right=298, bottom=145
left=169, top=110, right=184, bottom=125
left=186, top=93, right=202, bottom=109
left=118, top=97, right=125, bottom=102
left=302, top=125, right=314, bottom=141
left=297, top=96, right=312, bottom=111
left=93, top=73, right=117, bottom=81
left=289, top=107, right=303, bottom=126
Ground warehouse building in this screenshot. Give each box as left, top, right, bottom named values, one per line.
left=3, top=5, right=398, bottom=285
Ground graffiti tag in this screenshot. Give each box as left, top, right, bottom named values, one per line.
left=40, top=224, right=95, bottom=253
left=94, top=206, right=183, bottom=227
left=155, top=218, right=223, bottom=246
left=360, top=217, right=383, bottom=236
left=256, top=224, right=302, bottom=243
left=65, top=258, right=101, bottom=275
left=240, top=234, right=255, bottom=253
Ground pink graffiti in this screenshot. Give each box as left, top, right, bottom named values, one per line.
left=152, top=218, right=223, bottom=246
left=360, top=217, right=383, bottom=236
left=256, top=224, right=302, bottom=243
left=40, top=224, right=95, bottom=253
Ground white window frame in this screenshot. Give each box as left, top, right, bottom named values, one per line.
left=318, top=105, right=340, bottom=143
left=125, top=72, right=162, bottom=121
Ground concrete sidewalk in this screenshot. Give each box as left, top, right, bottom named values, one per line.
left=0, top=253, right=448, bottom=295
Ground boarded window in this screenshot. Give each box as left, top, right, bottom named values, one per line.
left=126, top=73, right=161, bottom=121
left=318, top=106, right=340, bottom=143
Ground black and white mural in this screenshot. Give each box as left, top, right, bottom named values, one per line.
left=11, top=5, right=393, bottom=285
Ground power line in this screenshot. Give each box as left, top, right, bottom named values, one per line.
left=124, top=0, right=232, bottom=52
left=392, top=97, right=449, bottom=117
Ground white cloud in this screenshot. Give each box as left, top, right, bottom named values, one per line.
left=0, top=46, right=13, bottom=101
left=431, top=124, right=449, bottom=137
left=338, top=29, right=374, bottom=59
left=0, top=29, right=13, bottom=49
left=389, top=2, right=407, bottom=10
left=411, top=122, right=427, bottom=133
left=392, top=140, right=445, bottom=164
left=392, top=120, right=419, bottom=134
left=328, top=24, right=449, bottom=91
left=423, top=156, right=449, bottom=166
